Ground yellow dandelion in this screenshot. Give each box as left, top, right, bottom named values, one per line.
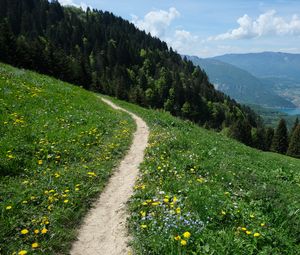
left=151, top=202, right=160, bottom=206
left=41, top=228, right=48, bottom=234
left=260, top=223, right=266, bottom=227
left=38, top=160, right=43, bottom=165
left=183, top=231, right=191, bottom=239
left=34, top=229, right=40, bottom=234
left=21, top=229, right=29, bottom=235
left=64, top=199, right=69, bottom=203
left=75, top=188, right=80, bottom=191
left=176, top=207, right=181, bottom=214
left=6, top=205, right=12, bottom=210
left=253, top=232, right=261, bottom=237
left=197, top=177, right=205, bottom=183
left=246, top=230, right=252, bottom=235
left=140, top=224, right=147, bottom=229
left=180, top=240, right=187, bottom=246
left=174, top=235, right=181, bottom=241
left=18, top=250, right=27, bottom=255
left=32, top=242, right=39, bottom=248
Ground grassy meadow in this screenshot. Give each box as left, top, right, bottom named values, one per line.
left=110, top=97, right=300, bottom=255
left=0, top=63, right=135, bottom=254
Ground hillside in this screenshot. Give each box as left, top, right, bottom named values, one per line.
left=186, top=56, right=295, bottom=108
left=212, top=52, right=300, bottom=108
left=0, top=0, right=261, bottom=134
left=111, top=98, right=300, bottom=255
left=1, top=63, right=300, bottom=254
left=0, top=63, right=135, bottom=254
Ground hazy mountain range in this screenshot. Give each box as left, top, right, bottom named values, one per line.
left=187, top=52, right=300, bottom=108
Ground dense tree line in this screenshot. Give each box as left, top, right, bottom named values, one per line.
left=0, top=0, right=298, bottom=157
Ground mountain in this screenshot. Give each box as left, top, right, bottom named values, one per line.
left=212, top=52, right=300, bottom=107
left=186, top=55, right=295, bottom=108
left=0, top=0, right=261, bottom=134
left=213, top=52, right=300, bottom=81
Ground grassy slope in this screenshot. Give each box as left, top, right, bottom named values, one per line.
left=109, top=97, right=300, bottom=255
left=0, top=64, right=135, bottom=255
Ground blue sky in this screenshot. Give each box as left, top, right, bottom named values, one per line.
left=58, top=0, right=300, bottom=57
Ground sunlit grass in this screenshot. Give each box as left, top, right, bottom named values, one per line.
left=110, top=97, right=300, bottom=255
left=0, top=64, right=135, bottom=254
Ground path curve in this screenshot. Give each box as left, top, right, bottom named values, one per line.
left=71, top=97, right=149, bottom=255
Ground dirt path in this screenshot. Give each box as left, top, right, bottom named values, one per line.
left=70, top=98, right=149, bottom=255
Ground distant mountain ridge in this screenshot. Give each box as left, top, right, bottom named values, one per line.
left=186, top=55, right=296, bottom=108
left=212, top=52, right=300, bottom=81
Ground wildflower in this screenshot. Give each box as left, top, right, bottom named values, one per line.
left=174, top=235, right=181, bottom=241
left=197, top=177, right=205, bottom=183
left=246, top=231, right=252, bottom=235
left=34, top=229, right=39, bottom=234
left=64, top=199, right=69, bottom=203
left=18, top=250, right=27, bottom=255
left=183, top=231, right=191, bottom=239
left=163, top=198, right=169, bottom=203
left=250, top=214, right=255, bottom=218
left=38, top=160, right=43, bottom=165
left=75, top=188, right=80, bottom=191
left=253, top=232, right=261, bottom=237
left=22, top=200, right=28, bottom=204
left=151, top=202, right=160, bottom=206
left=221, top=210, right=226, bottom=215
left=87, top=172, right=97, bottom=177
left=21, top=229, right=29, bottom=235
left=260, top=223, right=265, bottom=227
left=41, top=228, right=48, bottom=234
left=241, top=227, right=247, bottom=231
left=32, top=242, right=39, bottom=248
left=140, top=211, right=146, bottom=217
left=6, top=205, right=12, bottom=210
left=54, top=173, right=60, bottom=178
left=176, top=207, right=181, bottom=214
left=180, top=240, right=187, bottom=246
left=140, top=224, right=147, bottom=229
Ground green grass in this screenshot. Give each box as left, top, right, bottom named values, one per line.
left=108, top=97, right=300, bottom=255
left=0, top=64, right=135, bottom=255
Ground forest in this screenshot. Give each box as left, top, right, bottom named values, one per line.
left=0, top=0, right=299, bottom=157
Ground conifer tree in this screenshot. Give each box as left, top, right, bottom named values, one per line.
left=287, top=125, right=300, bottom=158
left=291, top=117, right=299, bottom=134
left=271, top=118, right=289, bottom=154
left=265, top=127, right=274, bottom=151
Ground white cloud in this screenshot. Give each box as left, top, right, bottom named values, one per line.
left=132, top=7, right=180, bottom=37
left=167, top=29, right=199, bottom=53
left=58, top=0, right=89, bottom=11
left=209, top=10, right=300, bottom=40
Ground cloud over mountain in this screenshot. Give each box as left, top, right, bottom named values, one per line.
left=209, top=10, right=300, bottom=40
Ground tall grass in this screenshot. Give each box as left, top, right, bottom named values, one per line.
left=0, top=64, right=135, bottom=254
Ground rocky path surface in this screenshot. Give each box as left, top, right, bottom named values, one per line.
left=71, top=98, right=149, bottom=255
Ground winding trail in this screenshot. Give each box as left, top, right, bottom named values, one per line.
left=71, top=98, right=149, bottom=255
